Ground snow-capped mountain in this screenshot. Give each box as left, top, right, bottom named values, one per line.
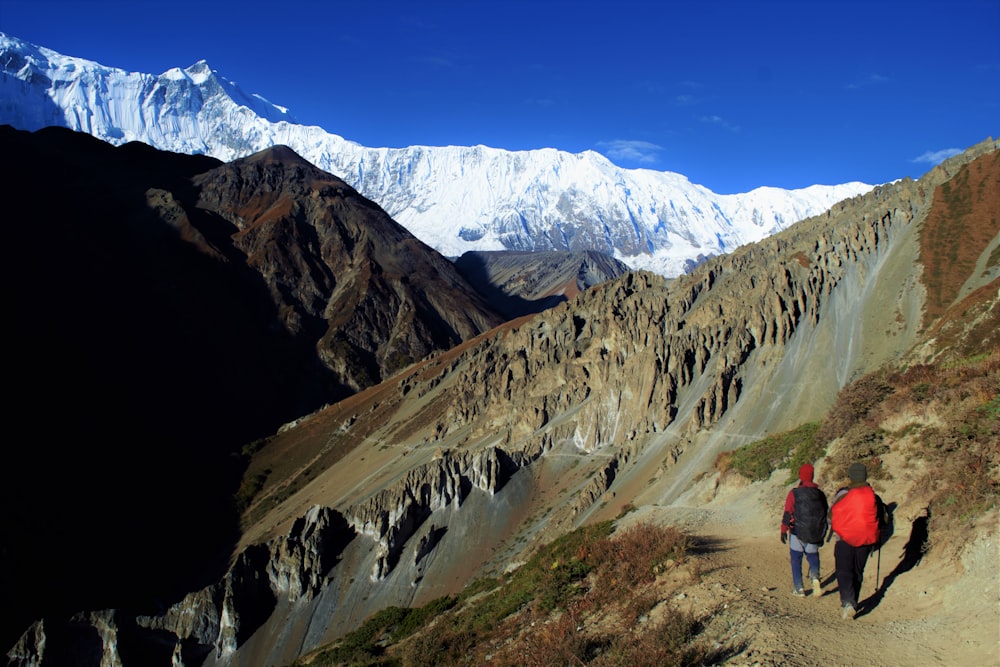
left=0, top=33, right=874, bottom=276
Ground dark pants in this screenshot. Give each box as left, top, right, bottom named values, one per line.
left=834, top=539, right=873, bottom=608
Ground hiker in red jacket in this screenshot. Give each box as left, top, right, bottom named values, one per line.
left=828, top=462, right=880, bottom=620
left=781, top=463, right=829, bottom=597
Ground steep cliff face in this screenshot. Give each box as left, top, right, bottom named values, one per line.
left=8, top=140, right=998, bottom=665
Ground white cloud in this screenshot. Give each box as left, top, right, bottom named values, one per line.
left=911, top=148, right=963, bottom=165
left=699, top=115, right=740, bottom=132
left=597, top=140, right=663, bottom=164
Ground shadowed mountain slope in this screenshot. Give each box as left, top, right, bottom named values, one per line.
left=453, top=249, right=631, bottom=318
left=0, top=126, right=504, bottom=653
left=6, top=137, right=998, bottom=666
left=190, top=143, right=505, bottom=391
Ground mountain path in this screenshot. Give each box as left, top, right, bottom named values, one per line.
left=624, top=472, right=1000, bottom=667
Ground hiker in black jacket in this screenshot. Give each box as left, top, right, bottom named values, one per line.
left=781, top=463, right=829, bottom=597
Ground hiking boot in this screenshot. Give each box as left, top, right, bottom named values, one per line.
left=841, top=603, right=855, bottom=620
left=791, top=588, right=806, bottom=597
left=812, top=577, right=822, bottom=597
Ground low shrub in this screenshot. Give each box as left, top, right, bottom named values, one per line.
left=814, top=370, right=893, bottom=446
left=233, top=468, right=270, bottom=514
left=588, top=522, right=689, bottom=591
left=591, top=607, right=705, bottom=667
left=718, top=422, right=821, bottom=482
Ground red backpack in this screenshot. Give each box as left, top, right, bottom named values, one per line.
left=831, top=485, right=879, bottom=547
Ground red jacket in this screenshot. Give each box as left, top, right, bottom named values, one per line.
left=831, top=485, right=879, bottom=547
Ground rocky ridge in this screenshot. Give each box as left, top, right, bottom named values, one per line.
left=231, top=138, right=995, bottom=663
left=190, top=144, right=506, bottom=392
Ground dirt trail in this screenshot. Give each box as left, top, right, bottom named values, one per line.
left=626, top=471, right=1000, bottom=667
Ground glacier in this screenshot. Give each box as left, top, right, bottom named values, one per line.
left=0, top=32, right=874, bottom=277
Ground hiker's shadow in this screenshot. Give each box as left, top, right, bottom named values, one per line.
left=856, top=504, right=927, bottom=618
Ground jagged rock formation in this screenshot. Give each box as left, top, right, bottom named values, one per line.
left=9, top=507, right=355, bottom=666
left=346, top=447, right=522, bottom=580
left=7, top=139, right=998, bottom=665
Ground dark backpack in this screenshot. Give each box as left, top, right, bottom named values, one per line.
left=792, top=486, right=829, bottom=544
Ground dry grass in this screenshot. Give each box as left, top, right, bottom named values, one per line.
left=820, top=350, right=999, bottom=556
left=918, top=151, right=1000, bottom=325
left=587, top=523, right=690, bottom=591
left=298, top=520, right=710, bottom=667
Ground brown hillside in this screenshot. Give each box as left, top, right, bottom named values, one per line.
left=918, top=149, right=1000, bottom=325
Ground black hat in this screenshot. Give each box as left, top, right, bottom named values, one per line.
left=848, top=462, right=867, bottom=483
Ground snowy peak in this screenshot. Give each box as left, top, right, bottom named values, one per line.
left=0, top=32, right=293, bottom=138
left=0, top=32, right=876, bottom=277
left=182, top=59, right=212, bottom=82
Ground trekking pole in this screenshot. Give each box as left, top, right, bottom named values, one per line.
left=876, top=547, right=881, bottom=591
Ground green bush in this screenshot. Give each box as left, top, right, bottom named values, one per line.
left=233, top=468, right=270, bottom=514
left=720, top=422, right=822, bottom=482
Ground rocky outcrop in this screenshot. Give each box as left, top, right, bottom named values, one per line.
left=8, top=506, right=355, bottom=666
left=346, top=447, right=524, bottom=580
left=6, top=611, right=126, bottom=667
left=572, top=452, right=625, bottom=516
left=144, top=506, right=354, bottom=662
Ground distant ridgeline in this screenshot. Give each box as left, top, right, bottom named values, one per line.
left=0, top=31, right=873, bottom=277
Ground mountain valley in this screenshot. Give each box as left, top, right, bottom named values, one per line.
left=0, top=29, right=997, bottom=667
left=4, top=128, right=995, bottom=665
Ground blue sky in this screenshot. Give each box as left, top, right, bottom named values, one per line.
left=2, top=0, right=998, bottom=193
